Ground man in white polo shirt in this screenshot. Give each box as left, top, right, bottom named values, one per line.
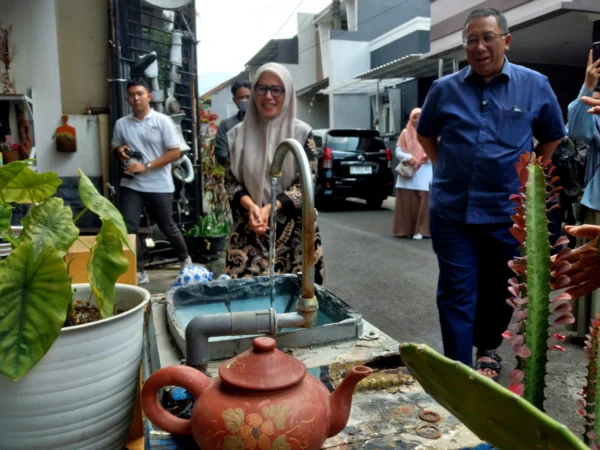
left=111, top=78, right=191, bottom=285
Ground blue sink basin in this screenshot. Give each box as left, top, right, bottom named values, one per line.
left=166, top=274, right=363, bottom=361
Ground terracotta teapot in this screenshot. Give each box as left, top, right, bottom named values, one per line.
left=142, top=336, right=372, bottom=450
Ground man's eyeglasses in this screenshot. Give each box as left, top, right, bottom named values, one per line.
left=254, top=84, right=285, bottom=98
left=463, top=33, right=507, bottom=49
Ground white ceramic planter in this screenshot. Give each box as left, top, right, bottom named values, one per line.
left=0, top=283, right=150, bottom=450
left=0, top=226, right=22, bottom=258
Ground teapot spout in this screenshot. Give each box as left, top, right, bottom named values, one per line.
left=328, top=366, right=373, bottom=437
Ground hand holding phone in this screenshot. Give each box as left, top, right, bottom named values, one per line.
left=585, top=46, right=600, bottom=90
left=594, top=41, right=600, bottom=63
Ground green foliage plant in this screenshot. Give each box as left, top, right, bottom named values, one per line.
left=196, top=111, right=231, bottom=236
left=186, top=212, right=230, bottom=237
left=0, top=160, right=132, bottom=380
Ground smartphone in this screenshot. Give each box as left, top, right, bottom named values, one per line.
left=594, top=41, right=600, bottom=63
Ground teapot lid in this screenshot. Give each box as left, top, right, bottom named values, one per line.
left=219, top=337, right=306, bottom=391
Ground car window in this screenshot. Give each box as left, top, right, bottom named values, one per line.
left=327, top=135, right=376, bottom=152
left=313, top=136, right=323, bottom=148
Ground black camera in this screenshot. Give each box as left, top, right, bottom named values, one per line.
left=121, top=149, right=144, bottom=179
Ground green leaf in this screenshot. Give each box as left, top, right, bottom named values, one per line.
left=0, top=162, right=62, bottom=203
left=0, top=201, right=12, bottom=235
left=77, top=169, right=132, bottom=252
left=399, top=343, right=589, bottom=450
left=0, top=242, right=72, bottom=380
left=19, top=197, right=80, bottom=259
left=88, top=219, right=129, bottom=318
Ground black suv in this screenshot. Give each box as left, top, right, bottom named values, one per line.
left=313, top=129, right=394, bottom=209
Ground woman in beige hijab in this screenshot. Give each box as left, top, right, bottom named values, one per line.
left=223, top=62, right=325, bottom=284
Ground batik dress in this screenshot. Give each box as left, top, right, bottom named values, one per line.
left=224, top=134, right=325, bottom=285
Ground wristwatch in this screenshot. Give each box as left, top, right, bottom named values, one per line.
left=145, top=162, right=152, bottom=171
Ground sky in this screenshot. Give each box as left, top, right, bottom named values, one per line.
left=196, top=0, right=333, bottom=94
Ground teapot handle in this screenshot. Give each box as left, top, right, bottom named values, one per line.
left=141, top=365, right=210, bottom=435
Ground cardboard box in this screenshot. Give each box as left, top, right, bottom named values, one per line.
left=65, top=234, right=137, bottom=285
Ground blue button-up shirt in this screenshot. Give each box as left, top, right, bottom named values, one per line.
left=417, top=59, right=566, bottom=224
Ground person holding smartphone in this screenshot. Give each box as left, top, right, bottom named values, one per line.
left=214, top=80, right=251, bottom=166
left=566, top=47, right=600, bottom=334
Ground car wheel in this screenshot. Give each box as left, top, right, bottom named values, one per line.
left=366, top=197, right=383, bottom=209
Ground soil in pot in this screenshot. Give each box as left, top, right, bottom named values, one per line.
left=64, top=301, right=125, bottom=327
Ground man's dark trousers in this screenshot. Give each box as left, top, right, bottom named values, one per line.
left=120, top=187, right=189, bottom=268
left=430, top=209, right=519, bottom=367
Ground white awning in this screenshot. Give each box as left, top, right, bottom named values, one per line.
left=355, top=54, right=456, bottom=80
left=318, top=77, right=408, bottom=95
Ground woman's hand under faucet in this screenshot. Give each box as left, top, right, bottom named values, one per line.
left=248, top=204, right=269, bottom=235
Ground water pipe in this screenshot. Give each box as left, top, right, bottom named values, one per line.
left=185, top=139, right=319, bottom=372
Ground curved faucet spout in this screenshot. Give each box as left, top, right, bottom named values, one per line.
left=269, top=139, right=317, bottom=325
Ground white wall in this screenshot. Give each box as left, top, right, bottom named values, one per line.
left=295, top=13, right=318, bottom=90
left=346, top=0, right=358, bottom=31
left=329, top=39, right=370, bottom=86
left=318, top=23, right=332, bottom=79
left=55, top=115, right=102, bottom=178
left=297, top=97, right=329, bottom=129
left=1, top=0, right=61, bottom=174
left=0, top=0, right=103, bottom=178
left=210, top=87, right=236, bottom=121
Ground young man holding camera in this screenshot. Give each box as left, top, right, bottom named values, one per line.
left=111, top=78, right=191, bottom=285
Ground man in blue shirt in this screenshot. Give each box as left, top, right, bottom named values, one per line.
left=417, top=8, right=565, bottom=379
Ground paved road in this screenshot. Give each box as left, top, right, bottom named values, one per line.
left=318, top=198, right=442, bottom=352
left=318, top=197, right=586, bottom=436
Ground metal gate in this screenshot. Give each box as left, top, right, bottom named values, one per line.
left=108, top=0, right=201, bottom=264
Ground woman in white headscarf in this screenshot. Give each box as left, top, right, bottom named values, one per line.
left=223, top=62, right=325, bottom=284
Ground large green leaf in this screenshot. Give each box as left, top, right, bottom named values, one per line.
left=78, top=170, right=132, bottom=252
left=19, top=197, right=80, bottom=259
left=0, top=242, right=72, bottom=380
left=0, top=201, right=12, bottom=235
left=0, top=162, right=61, bottom=203
left=88, top=219, right=129, bottom=318
left=399, top=344, right=588, bottom=450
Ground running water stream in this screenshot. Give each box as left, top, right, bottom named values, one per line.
left=269, top=177, right=278, bottom=308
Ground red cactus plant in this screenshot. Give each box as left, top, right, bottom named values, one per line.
left=502, top=152, right=575, bottom=410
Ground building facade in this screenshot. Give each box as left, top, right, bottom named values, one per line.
left=209, top=0, right=433, bottom=134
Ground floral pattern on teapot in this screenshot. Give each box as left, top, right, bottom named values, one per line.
left=222, top=403, right=292, bottom=450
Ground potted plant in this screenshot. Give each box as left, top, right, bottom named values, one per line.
left=0, top=160, right=150, bottom=450
left=185, top=110, right=231, bottom=262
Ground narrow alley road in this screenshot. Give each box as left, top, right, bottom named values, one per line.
left=318, top=197, right=586, bottom=435
left=318, top=198, right=442, bottom=352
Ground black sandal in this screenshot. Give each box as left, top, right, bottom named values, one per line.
left=475, top=350, right=502, bottom=381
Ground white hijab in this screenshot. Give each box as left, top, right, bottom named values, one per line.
left=227, top=63, right=311, bottom=207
